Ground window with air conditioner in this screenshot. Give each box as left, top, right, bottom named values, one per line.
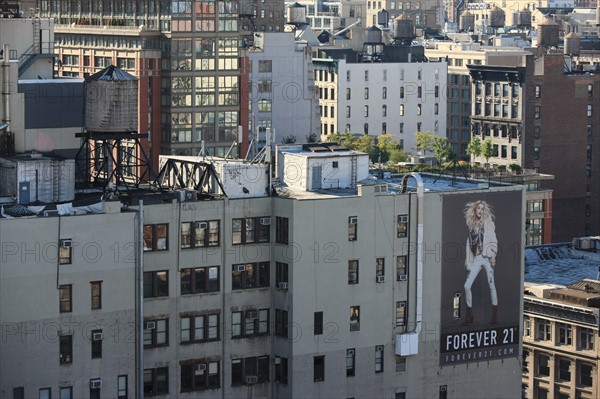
left=231, top=356, right=270, bottom=386
left=232, top=262, right=269, bottom=290
left=181, top=220, right=220, bottom=248
left=348, top=217, right=358, bottom=241
left=346, top=349, right=356, bottom=377
left=91, top=329, right=103, bottom=359
left=144, top=319, right=168, bottom=348
left=59, top=239, right=73, bottom=264
left=232, top=309, right=269, bottom=338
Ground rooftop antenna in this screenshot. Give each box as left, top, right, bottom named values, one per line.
left=432, top=154, right=470, bottom=185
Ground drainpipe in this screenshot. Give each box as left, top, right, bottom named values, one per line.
left=401, top=172, right=424, bottom=334
left=1, top=44, right=12, bottom=153
left=136, top=200, right=145, bottom=399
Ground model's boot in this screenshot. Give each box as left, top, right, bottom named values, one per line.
left=490, top=305, right=498, bottom=325
left=462, top=307, right=474, bottom=325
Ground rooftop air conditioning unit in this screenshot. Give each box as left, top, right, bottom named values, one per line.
left=195, top=221, right=208, bottom=229
left=92, top=332, right=103, bottom=341
left=376, top=275, right=386, bottom=283
left=234, top=265, right=246, bottom=272
left=246, top=376, right=258, bottom=384
left=90, top=379, right=102, bottom=389
left=145, top=321, right=156, bottom=330
left=260, top=217, right=271, bottom=225
left=60, top=239, right=72, bottom=247
left=278, top=282, right=288, bottom=290
left=398, top=274, right=408, bottom=281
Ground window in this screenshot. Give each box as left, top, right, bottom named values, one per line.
left=350, top=306, right=360, bottom=331
left=181, top=266, right=219, bottom=294
left=232, top=309, right=269, bottom=338
left=535, top=85, right=541, bottom=98
left=276, top=217, right=289, bottom=244
left=13, top=388, right=24, bottom=399
left=397, top=215, right=408, bottom=237
left=587, top=104, right=592, bottom=117
left=232, top=262, right=269, bottom=290
left=375, top=345, right=384, bottom=373
left=439, top=385, right=447, bottom=399
left=314, top=356, right=325, bottom=382
left=364, top=87, right=369, bottom=99
left=396, top=393, right=406, bottom=399
left=346, top=349, right=356, bottom=376
left=232, top=217, right=270, bottom=244
left=396, top=301, right=407, bottom=327
left=578, top=327, right=594, bottom=350
left=364, top=123, right=369, bottom=134
left=348, top=260, right=359, bottom=284
left=59, top=239, right=72, bottom=264
left=537, top=353, right=550, bottom=376
left=117, top=375, right=128, bottom=399
left=258, top=99, right=272, bottom=112
left=396, top=255, right=408, bottom=280
left=396, top=356, right=407, bottom=372
left=365, top=70, right=369, bottom=81
left=434, top=103, right=439, bottom=115
left=144, top=319, right=168, bottom=348
left=59, top=387, right=72, bottom=399
left=59, top=335, right=72, bottom=364
left=143, top=224, right=168, bottom=251
left=90, top=281, right=101, bottom=310
left=274, top=356, right=288, bottom=384
left=39, top=389, right=51, bottom=399
left=314, top=311, right=323, bottom=335
left=231, top=356, right=270, bottom=385
left=364, top=105, right=369, bottom=117
left=453, top=293, right=461, bottom=320
left=399, top=104, right=404, bottom=116
left=588, top=84, right=593, bottom=97
left=144, top=271, right=168, bottom=298
left=376, top=258, right=385, bottom=277
left=346, top=106, right=351, bottom=118
left=144, top=367, right=169, bottom=396
left=579, top=362, right=593, bottom=387
left=348, top=216, right=357, bottom=241
left=180, top=360, right=220, bottom=391
left=276, top=262, right=288, bottom=287
left=181, top=313, right=219, bottom=343
left=258, top=60, right=272, bottom=72
left=59, top=284, right=72, bottom=313
left=91, top=329, right=102, bottom=358
left=382, top=87, right=387, bottom=99
left=275, top=309, right=288, bottom=338
left=89, top=382, right=100, bottom=399
left=557, top=357, right=571, bottom=381
left=400, top=87, right=405, bottom=99
left=399, top=123, right=404, bottom=134
left=346, top=88, right=351, bottom=100
left=181, top=220, right=220, bottom=248
left=557, top=323, right=572, bottom=345
left=382, top=105, right=387, bottom=117
left=524, top=316, right=531, bottom=337
left=536, top=319, right=551, bottom=341
left=346, top=70, right=351, bottom=82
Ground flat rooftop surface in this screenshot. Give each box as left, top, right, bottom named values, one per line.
left=525, top=244, right=600, bottom=285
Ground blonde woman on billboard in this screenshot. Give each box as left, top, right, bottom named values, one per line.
left=462, top=200, right=498, bottom=326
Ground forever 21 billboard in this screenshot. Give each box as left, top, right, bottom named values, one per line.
left=439, top=190, right=523, bottom=366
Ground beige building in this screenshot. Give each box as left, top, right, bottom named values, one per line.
left=1, top=144, right=526, bottom=398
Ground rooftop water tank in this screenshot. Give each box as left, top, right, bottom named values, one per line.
left=287, top=2, right=307, bottom=25
left=516, top=7, right=531, bottom=28
left=365, top=25, right=383, bottom=43
left=564, top=31, right=581, bottom=55
left=377, top=9, right=390, bottom=27
left=85, top=65, right=138, bottom=133
left=459, top=10, right=475, bottom=32
left=488, top=5, right=506, bottom=28
left=537, top=16, right=559, bottom=47
left=394, top=14, right=415, bottom=40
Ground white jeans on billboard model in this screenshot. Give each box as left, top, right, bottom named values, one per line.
left=464, top=254, right=497, bottom=308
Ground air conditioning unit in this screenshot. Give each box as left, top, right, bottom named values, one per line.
left=60, top=239, right=72, bottom=247
left=376, top=345, right=384, bottom=352
left=349, top=217, right=358, bottom=224
left=90, top=379, right=102, bottom=389
left=274, top=357, right=281, bottom=364
left=278, top=282, right=288, bottom=290
left=376, top=275, right=386, bottom=283
left=234, top=265, right=246, bottom=272
left=245, top=375, right=258, bottom=384
left=145, top=321, right=156, bottom=330
left=260, top=217, right=271, bottom=225
left=92, top=332, right=103, bottom=341
left=398, top=274, right=408, bottom=281
left=185, top=190, right=196, bottom=201
left=247, top=310, right=259, bottom=319
left=195, top=221, right=208, bottom=229
left=195, top=363, right=207, bottom=374
left=347, top=349, right=355, bottom=355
